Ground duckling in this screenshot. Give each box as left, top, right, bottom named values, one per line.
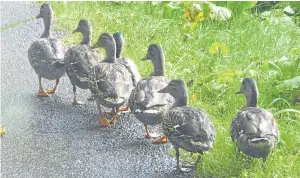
left=64, top=19, right=101, bottom=105
left=157, top=80, right=215, bottom=173
left=230, top=78, right=279, bottom=162
left=89, top=33, right=133, bottom=127
left=129, top=44, right=173, bottom=142
left=28, top=4, right=66, bottom=97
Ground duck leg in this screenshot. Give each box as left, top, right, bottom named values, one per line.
left=97, top=103, right=110, bottom=127
left=72, top=85, right=84, bottom=105
left=175, top=147, right=194, bottom=173
left=45, top=78, right=59, bottom=94
left=37, top=75, right=49, bottom=97
left=110, top=108, right=119, bottom=125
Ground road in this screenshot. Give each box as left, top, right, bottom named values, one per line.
left=0, top=2, right=193, bottom=178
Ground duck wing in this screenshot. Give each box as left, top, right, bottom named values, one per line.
left=165, top=106, right=215, bottom=150
left=64, top=45, right=99, bottom=84
left=88, top=62, right=133, bottom=106
left=117, top=58, right=141, bottom=86
left=132, top=76, right=171, bottom=110
left=230, top=107, right=279, bottom=141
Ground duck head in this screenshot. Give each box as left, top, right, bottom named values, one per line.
left=73, top=19, right=92, bottom=45
left=36, top=4, right=52, bottom=20
left=236, top=78, right=259, bottom=107
left=158, top=80, right=188, bottom=107
left=92, top=33, right=116, bottom=62
left=141, top=44, right=165, bottom=76
left=73, top=19, right=91, bottom=34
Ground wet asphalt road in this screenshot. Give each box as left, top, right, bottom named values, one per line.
left=0, top=2, right=193, bottom=178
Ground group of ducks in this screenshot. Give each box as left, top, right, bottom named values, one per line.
left=27, top=4, right=279, bottom=173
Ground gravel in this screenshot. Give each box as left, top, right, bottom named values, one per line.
left=0, top=2, right=193, bottom=178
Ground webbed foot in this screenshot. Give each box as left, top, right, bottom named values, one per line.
left=45, top=89, right=56, bottom=94
left=38, top=90, right=49, bottom=97
left=99, top=116, right=111, bottom=127
left=152, top=136, right=168, bottom=144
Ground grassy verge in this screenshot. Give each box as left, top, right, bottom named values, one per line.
left=44, top=2, right=300, bottom=177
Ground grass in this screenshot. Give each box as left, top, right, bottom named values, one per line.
left=42, top=1, right=300, bottom=177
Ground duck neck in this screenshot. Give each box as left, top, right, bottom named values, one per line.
left=80, top=29, right=91, bottom=45
left=175, top=93, right=188, bottom=108
left=81, top=34, right=91, bottom=45
left=152, top=53, right=165, bottom=76
left=116, top=42, right=123, bottom=58
left=104, top=43, right=116, bottom=63
left=245, top=88, right=258, bottom=107
left=169, top=85, right=188, bottom=108
left=41, top=18, right=51, bottom=38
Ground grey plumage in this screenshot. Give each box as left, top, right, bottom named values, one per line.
left=113, top=32, right=141, bottom=86
left=64, top=19, right=101, bottom=104
left=230, top=78, right=279, bottom=161
left=28, top=38, right=65, bottom=80
left=157, top=80, right=215, bottom=173
left=129, top=44, right=173, bottom=138
left=28, top=4, right=65, bottom=96
left=89, top=33, right=133, bottom=125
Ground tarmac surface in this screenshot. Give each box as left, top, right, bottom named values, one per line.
left=1, top=2, right=193, bottom=178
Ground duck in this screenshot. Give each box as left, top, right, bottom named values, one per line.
left=230, top=78, right=279, bottom=162
left=113, top=32, right=141, bottom=87
left=128, top=44, right=173, bottom=143
left=157, top=80, right=215, bottom=173
left=28, top=4, right=66, bottom=97
left=88, top=33, right=134, bottom=127
left=64, top=19, right=101, bottom=105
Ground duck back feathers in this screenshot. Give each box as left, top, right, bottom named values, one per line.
left=230, top=107, right=279, bottom=158
left=164, top=106, right=215, bottom=152
left=88, top=62, right=133, bottom=108
left=64, top=45, right=101, bottom=89
left=28, top=38, right=66, bottom=80
left=129, top=76, right=171, bottom=125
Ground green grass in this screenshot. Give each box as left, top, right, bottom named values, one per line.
left=44, top=2, right=299, bottom=177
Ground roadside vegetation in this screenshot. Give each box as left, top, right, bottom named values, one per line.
left=45, top=1, right=300, bottom=177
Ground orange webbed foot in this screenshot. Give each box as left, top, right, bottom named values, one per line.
left=152, top=136, right=168, bottom=144
left=45, top=89, right=56, bottom=94
left=37, top=90, right=49, bottom=97
left=98, top=116, right=111, bottom=127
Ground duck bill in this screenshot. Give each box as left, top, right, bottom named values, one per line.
left=36, top=14, right=42, bottom=19
left=157, top=87, right=168, bottom=93
left=72, top=28, right=79, bottom=33
left=141, top=56, right=149, bottom=61
left=235, top=90, right=243, bottom=94
left=91, top=44, right=98, bottom=49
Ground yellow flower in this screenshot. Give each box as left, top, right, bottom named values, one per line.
left=191, top=94, right=197, bottom=102
left=0, top=126, right=6, bottom=136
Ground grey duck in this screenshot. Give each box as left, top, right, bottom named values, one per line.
left=63, top=19, right=101, bottom=105
left=230, top=78, right=279, bottom=162
left=28, top=4, right=66, bottom=97
left=157, top=80, right=215, bottom=173
left=128, top=44, right=174, bottom=143
left=89, top=33, right=134, bottom=127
